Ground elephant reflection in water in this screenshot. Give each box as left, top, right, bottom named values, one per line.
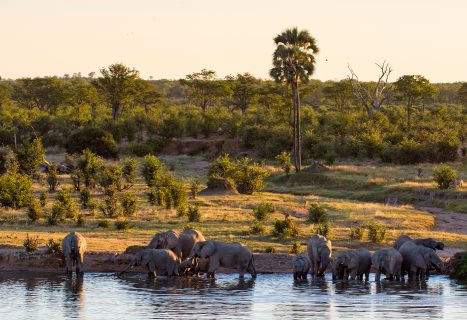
left=333, top=279, right=371, bottom=295
left=63, top=274, right=85, bottom=319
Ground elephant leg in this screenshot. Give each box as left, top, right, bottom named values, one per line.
left=77, top=254, right=84, bottom=274
left=208, top=257, right=220, bottom=278
left=365, top=271, right=370, bottom=281
left=147, top=261, right=157, bottom=278
left=349, top=269, right=357, bottom=280
left=419, top=269, right=426, bottom=281
left=293, top=273, right=298, bottom=280
left=426, top=269, right=430, bottom=279
left=65, top=257, right=73, bottom=274
left=375, top=269, right=381, bottom=282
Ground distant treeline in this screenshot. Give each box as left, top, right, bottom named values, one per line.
left=0, top=64, right=466, bottom=164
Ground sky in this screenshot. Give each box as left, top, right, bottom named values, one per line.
left=0, top=0, right=466, bottom=82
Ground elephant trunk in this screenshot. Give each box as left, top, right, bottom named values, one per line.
left=118, top=263, right=134, bottom=277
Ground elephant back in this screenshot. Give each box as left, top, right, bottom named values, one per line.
left=148, top=230, right=180, bottom=249
left=394, top=235, right=413, bottom=250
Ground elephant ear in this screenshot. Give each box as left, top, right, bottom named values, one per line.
left=414, top=252, right=428, bottom=269
left=200, top=241, right=216, bottom=258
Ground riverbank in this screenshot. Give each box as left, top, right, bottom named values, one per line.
left=0, top=247, right=458, bottom=274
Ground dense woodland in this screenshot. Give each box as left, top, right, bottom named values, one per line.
left=0, top=63, right=466, bottom=166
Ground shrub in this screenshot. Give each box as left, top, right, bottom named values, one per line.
left=122, top=158, right=137, bottom=185
left=233, top=158, right=270, bottom=195
left=264, top=246, right=276, bottom=253
left=77, top=149, right=104, bottom=189
left=450, top=252, right=467, bottom=281
left=79, top=188, right=92, bottom=209
left=100, top=188, right=120, bottom=217
left=432, top=164, right=458, bottom=189
left=252, top=203, right=274, bottom=221
left=207, top=154, right=235, bottom=180
left=121, top=194, right=137, bottom=217
left=70, top=168, right=83, bottom=191
left=76, top=214, right=86, bottom=227
left=27, top=198, right=42, bottom=222
left=190, top=179, right=202, bottom=199
left=306, top=203, right=328, bottom=224
left=289, top=242, right=302, bottom=254
left=275, top=151, right=292, bottom=176
left=349, top=225, right=365, bottom=240
left=273, top=214, right=299, bottom=238
left=147, top=188, right=165, bottom=206
left=124, top=142, right=153, bottom=157
left=177, top=205, right=187, bottom=217
left=99, top=163, right=124, bottom=190
left=249, top=221, right=266, bottom=235
left=115, top=219, right=134, bottom=230
left=187, top=205, right=201, bottom=222
left=97, top=220, right=111, bottom=228
left=16, top=138, right=45, bottom=176
left=0, top=145, right=16, bottom=174
left=47, top=164, right=59, bottom=192
left=46, top=210, right=60, bottom=225
left=313, top=221, right=332, bottom=238
left=23, top=234, right=39, bottom=252
left=0, top=168, right=33, bottom=209
left=55, top=188, right=78, bottom=220
left=66, top=127, right=118, bottom=159
left=39, top=191, right=48, bottom=207
left=142, top=155, right=165, bottom=187
left=168, top=180, right=187, bottom=209
left=366, top=221, right=387, bottom=243
left=46, top=239, right=62, bottom=255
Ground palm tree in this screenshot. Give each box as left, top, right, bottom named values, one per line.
left=270, top=28, right=319, bottom=172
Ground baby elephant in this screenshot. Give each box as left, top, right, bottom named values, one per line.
left=62, top=231, right=87, bottom=274
left=334, top=249, right=372, bottom=281
left=179, top=257, right=211, bottom=277
left=119, top=248, right=179, bottom=278
left=372, top=248, right=403, bottom=281
left=293, top=253, right=311, bottom=280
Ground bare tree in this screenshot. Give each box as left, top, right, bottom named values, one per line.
left=348, top=61, right=392, bottom=115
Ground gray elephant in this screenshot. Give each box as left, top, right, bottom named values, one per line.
left=372, top=248, right=403, bottom=281
left=148, top=229, right=205, bottom=260
left=394, top=235, right=444, bottom=251
left=119, top=248, right=179, bottom=278
left=62, top=231, right=87, bottom=274
left=179, top=257, right=211, bottom=277
left=399, top=241, right=443, bottom=281
left=307, top=234, right=332, bottom=278
left=292, top=252, right=311, bottom=280
left=191, top=240, right=256, bottom=278
left=334, top=249, right=372, bottom=281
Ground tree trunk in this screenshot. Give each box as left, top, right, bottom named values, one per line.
left=407, top=101, right=412, bottom=130
left=291, top=80, right=301, bottom=172
left=112, top=103, right=120, bottom=121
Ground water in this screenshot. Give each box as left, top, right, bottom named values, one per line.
left=0, top=273, right=466, bottom=320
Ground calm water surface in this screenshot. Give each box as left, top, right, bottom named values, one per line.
left=0, top=273, right=466, bottom=319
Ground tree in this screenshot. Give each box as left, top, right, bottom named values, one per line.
left=225, top=73, right=258, bottom=114
left=270, top=28, right=319, bottom=172
left=322, top=80, right=353, bottom=111
left=394, top=75, right=434, bottom=130
left=179, top=69, right=227, bottom=112
left=94, top=63, right=140, bottom=120
left=348, top=62, right=392, bottom=115
left=12, top=77, right=67, bottom=113
left=16, top=138, right=45, bottom=176
left=457, top=82, right=467, bottom=106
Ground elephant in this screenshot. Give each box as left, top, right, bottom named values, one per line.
left=62, top=231, right=87, bottom=274
left=191, top=240, right=256, bottom=279
left=148, top=229, right=205, bottom=261
left=292, top=252, right=311, bottom=280
left=372, top=248, right=403, bottom=281
left=179, top=257, right=211, bottom=277
left=398, top=241, right=444, bottom=281
left=394, top=235, right=444, bottom=251
left=331, top=257, right=347, bottom=280
left=307, top=234, right=332, bottom=278
left=119, top=248, right=179, bottom=278
left=334, top=249, right=372, bottom=281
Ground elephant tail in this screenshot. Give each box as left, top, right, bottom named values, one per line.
left=248, top=254, right=257, bottom=278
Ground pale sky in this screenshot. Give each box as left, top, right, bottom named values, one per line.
left=1, top=0, right=466, bottom=82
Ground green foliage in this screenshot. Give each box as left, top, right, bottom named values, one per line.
left=273, top=213, right=299, bottom=238
left=115, top=219, right=134, bottom=230
left=349, top=225, right=365, bottom=240
left=97, top=219, right=111, bottom=228
left=54, top=188, right=78, bottom=221
left=122, top=158, right=137, bottom=185
left=39, top=191, right=48, bottom=207
left=433, top=164, right=458, bottom=189
left=66, top=127, right=118, bottom=159
left=121, top=193, right=137, bottom=217
left=27, top=198, right=42, bottom=222
left=252, top=203, right=274, bottom=221
left=190, top=179, right=202, bottom=199
left=187, top=205, right=201, bottom=222
left=100, top=187, right=120, bottom=218
left=249, top=221, right=266, bottom=235
left=99, top=163, right=124, bottom=190
left=207, top=154, right=235, bottom=180
left=16, top=138, right=45, bottom=176
left=0, top=145, right=16, bottom=174
left=366, top=221, right=387, bottom=243
left=264, top=246, right=276, bottom=253
left=306, top=203, right=328, bottom=224
left=312, top=221, right=332, bottom=238
left=77, top=149, right=103, bottom=189
left=23, top=234, right=39, bottom=252
left=0, top=167, right=33, bottom=209
left=141, top=154, right=164, bottom=187
left=275, top=151, right=292, bottom=176
left=76, top=214, right=86, bottom=227
left=47, top=164, right=59, bottom=192
left=79, top=188, right=92, bottom=209
left=289, top=242, right=302, bottom=254
left=70, top=169, right=83, bottom=191
left=46, top=239, right=63, bottom=255
left=177, top=205, right=187, bottom=217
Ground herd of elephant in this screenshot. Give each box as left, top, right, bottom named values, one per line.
left=61, top=230, right=445, bottom=282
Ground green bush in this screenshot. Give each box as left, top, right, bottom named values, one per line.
left=147, top=188, right=165, bottom=206
left=76, top=214, right=86, bottom=227
left=97, top=219, right=111, bottom=228
left=47, top=164, right=59, bottom=192
left=55, top=188, right=78, bottom=220
left=99, top=163, right=124, bottom=190
left=66, top=127, right=118, bottom=159
left=39, top=191, right=48, bottom=207
left=306, top=203, right=328, bottom=224
left=313, top=221, right=332, bottom=238
left=349, top=225, right=365, bottom=240
left=190, top=179, right=202, bottom=199
left=275, top=151, right=292, bottom=176
left=234, top=157, right=270, bottom=194
left=177, top=205, right=187, bottom=217
left=79, top=188, right=92, bottom=209
left=122, top=158, right=137, bottom=185
left=0, top=168, right=33, bottom=209
left=46, top=239, right=62, bottom=255
left=187, top=205, right=201, bottom=222
left=100, top=188, right=120, bottom=217
left=121, top=194, right=137, bottom=217
left=289, top=242, right=302, bottom=254
left=77, top=149, right=103, bottom=189
left=16, top=138, right=45, bottom=176
left=272, top=214, right=299, bottom=238
left=115, top=219, right=134, bottom=230
left=252, top=203, right=274, bottom=221
left=0, top=145, right=16, bottom=174
left=207, top=154, right=235, bottom=180
left=432, top=164, right=458, bottom=189
left=249, top=221, right=266, bottom=235
left=264, top=246, right=276, bottom=253
left=366, top=221, right=387, bottom=243
left=23, top=234, right=39, bottom=252
left=27, top=198, right=42, bottom=222
left=141, top=154, right=164, bottom=187
left=70, top=168, right=83, bottom=191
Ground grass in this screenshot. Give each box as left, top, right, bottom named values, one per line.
left=0, top=155, right=466, bottom=254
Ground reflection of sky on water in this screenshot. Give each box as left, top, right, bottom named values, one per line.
left=0, top=273, right=466, bottom=319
